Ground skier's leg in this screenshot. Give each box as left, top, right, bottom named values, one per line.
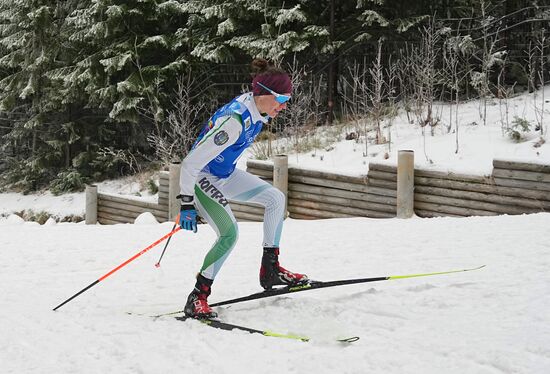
left=219, top=169, right=308, bottom=289
left=193, top=172, right=239, bottom=280
left=184, top=172, right=238, bottom=318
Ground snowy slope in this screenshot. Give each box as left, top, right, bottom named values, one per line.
left=1, top=214, right=549, bottom=374
left=239, top=86, right=550, bottom=176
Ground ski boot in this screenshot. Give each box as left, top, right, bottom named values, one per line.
left=259, top=247, right=309, bottom=290
left=184, top=273, right=218, bottom=319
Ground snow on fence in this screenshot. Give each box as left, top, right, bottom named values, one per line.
left=85, top=154, right=550, bottom=224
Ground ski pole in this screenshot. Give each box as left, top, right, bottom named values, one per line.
left=155, top=219, right=178, bottom=268
left=53, top=226, right=181, bottom=311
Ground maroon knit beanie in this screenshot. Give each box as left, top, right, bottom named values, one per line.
left=252, top=73, right=292, bottom=96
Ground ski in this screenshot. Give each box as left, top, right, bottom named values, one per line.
left=174, top=316, right=359, bottom=343
left=149, top=265, right=486, bottom=317
left=210, top=265, right=486, bottom=307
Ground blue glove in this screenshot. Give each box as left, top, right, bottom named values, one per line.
left=179, top=204, right=198, bottom=233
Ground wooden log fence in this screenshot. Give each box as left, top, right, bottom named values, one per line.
left=96, top=193, right=168, bottom=224
left=397, top=150, right=414, bottom=218
left=246, top=159, right=393, bottom=219
left=367, top=159, right=550, bottom=218
left=85, top=154, right=550, bottom=224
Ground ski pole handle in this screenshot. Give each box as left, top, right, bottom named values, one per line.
left=53, top=226, right=181, bottom=311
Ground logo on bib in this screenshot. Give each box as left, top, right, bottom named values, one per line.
left=214, top=130, right=229, bottom=146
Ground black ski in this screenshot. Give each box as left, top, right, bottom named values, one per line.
left=149, top=265, right=485, bottom=317
left=210, top=264, right=486, bottom=307
left=174, top=316, right=359, bottom=343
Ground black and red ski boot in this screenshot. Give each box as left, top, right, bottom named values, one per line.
left=259, top=247, right=308, bottom=290
left=184, top=274, right=218, bottom=319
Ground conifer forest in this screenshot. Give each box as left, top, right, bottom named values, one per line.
left=0, top=0, right=548, bottom=193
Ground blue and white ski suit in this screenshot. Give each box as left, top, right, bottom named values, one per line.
left=179, top=93, right=285, bottom=280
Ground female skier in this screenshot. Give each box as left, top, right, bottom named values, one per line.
left=178, top=58, right=308, bottom=319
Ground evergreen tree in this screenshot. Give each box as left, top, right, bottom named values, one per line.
left=0, top=0, right=196, bottom=191
left=66, top=0, right=190, bottom=124
left=0, top=0, right=76, bottom=190
left=167, top=0, right=333, bottom=64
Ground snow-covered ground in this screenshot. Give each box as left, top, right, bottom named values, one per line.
left=0, top=87, right=549, bottom=373
left=0, top=213, right=549, bottom=373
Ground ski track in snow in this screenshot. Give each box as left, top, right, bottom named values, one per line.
left=1, top=214, right=549, bottom=373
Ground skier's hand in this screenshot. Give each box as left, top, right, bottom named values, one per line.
left=178, top=195, right=198, bottom=233
left=179, top=205, right=198, bottom=233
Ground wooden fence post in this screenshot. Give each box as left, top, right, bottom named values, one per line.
left=396, top=150, right=414, bottom=218
left=85, top=185, right=98, bottom=224
left=273, top=155, right=289, bottom=213
left=168, top=163, right=181, bottom=220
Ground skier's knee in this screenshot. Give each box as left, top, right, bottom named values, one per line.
left=219, top=221, right=239, bottom=249
left=273, top=188, right=285, bottom=205
left=264, top=187, right=285, bottom=210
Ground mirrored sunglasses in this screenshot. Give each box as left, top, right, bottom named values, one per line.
left=256, top=82, right=291, bottom=104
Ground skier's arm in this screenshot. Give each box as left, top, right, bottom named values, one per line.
left=179, top=115, right=242, bottom=197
